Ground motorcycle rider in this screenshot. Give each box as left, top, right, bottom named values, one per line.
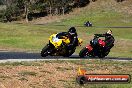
left=84, top=21, right=92, bottom=27
left=56, top=27, right=79, bottom=50
left=94, top=30, right=115, bottom=51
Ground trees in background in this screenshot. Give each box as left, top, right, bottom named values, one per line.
left=0, top=0, right=4, bottom=5
left=0, top=0, right=91, bottom=22
left=116, top=0, right=124, bottom=2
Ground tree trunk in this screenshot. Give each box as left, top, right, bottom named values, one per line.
left=25, top=4, right=28, bottom=23
left=62, top=7, right=64, bottom=15
left=50, top=6, right=52, bottom=15
left=55, top=8, right=58, bottom=15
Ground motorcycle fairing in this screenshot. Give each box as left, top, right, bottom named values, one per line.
left=86, top=45, right=93, bottom=52
left=49, top=34, right=70, bottom=48
left=98, top=39, right=106, bottom=47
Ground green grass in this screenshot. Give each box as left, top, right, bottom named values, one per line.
left=0, top=17, right=132, bottom=57
left=0, top=1, right=131, bottom=87
left=0, top=23, right=73, bottom=51
left=18, top=77, right=28, bottom=81
left=0, top=0, right=132, bottom=57
left=0, top=75, right=12, bottom=80
left=56, top=67, right=73, bottom=71
left=18, top=71, right=37, bottom=76
left=39, top=70, right=52, bottom=74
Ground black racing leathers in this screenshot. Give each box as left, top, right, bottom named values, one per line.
left=56, top=32, right=78, bottom=49
left=94, top=33, right=115, bottom=50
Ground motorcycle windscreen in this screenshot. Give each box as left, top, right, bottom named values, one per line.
left=50, top=34, right=62, bottom=48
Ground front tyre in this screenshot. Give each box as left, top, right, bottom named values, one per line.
left=41, top=44, right=50, bottom=57
left=79, top=48, right=88, bottom=58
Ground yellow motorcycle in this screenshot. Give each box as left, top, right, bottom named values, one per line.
left=41, top=34, right=83, bottom=57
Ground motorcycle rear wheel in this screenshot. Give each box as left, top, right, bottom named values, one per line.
left=98, top=53, right=105, bottom=58
left=105, top=49, right=110, bottom=56
left=63, top=49, right=75, bottom=57
left=98, top=49, right=110, bottom=58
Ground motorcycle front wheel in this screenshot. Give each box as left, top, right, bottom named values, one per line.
left=79, top=48, right=89, bottom=58
left=41, top=44, right=50, bottom=57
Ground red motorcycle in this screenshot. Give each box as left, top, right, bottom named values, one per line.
left=79, top=35, right=111, bottom=58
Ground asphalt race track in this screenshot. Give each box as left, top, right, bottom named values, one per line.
left=0, top=51, right=132, bottom=63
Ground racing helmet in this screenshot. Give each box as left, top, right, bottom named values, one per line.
left=106, top=30, right=112, bottom=35
left=68, top=27, right=76, bottom=35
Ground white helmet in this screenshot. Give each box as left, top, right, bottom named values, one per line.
left=106, top=30, right=112, bottom=35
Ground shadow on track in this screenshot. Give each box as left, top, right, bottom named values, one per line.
left=0, top=52, right=131, bottom=61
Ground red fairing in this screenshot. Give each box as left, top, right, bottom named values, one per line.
left=98, top=39, right=106, bottom=47
left=86, top=45, right=93, bottom=52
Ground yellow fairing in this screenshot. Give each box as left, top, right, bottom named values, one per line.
left=62, top=36, right=70, bottom=44
left=49, top=34, right=70, bottom=48
left=78, top=38, right=83, bottom=46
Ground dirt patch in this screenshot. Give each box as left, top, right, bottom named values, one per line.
left=0, top=62, right=78, bottom=88
left=0, top=60, right=131, bottom=88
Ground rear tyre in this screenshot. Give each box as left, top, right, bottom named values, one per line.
left=98, top=49, right=110, bottom=58
left=98, top=52, right=105, bottom=58
left=105, top=50, right=110, bottom=56
left=41, top=44, right=50, bottom=57
left=63, top=49, right=75, bottom=57
left=79, top=48, right=88, bottom=58
left=69, top=48, right=76, bottom=56
left=98, top=54, right=105, bottom=58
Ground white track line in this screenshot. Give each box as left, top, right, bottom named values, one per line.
left=0, top=58, right=131, bottom=63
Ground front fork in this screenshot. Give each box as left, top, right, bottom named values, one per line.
left=48, top=42, right=55, bottom=54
